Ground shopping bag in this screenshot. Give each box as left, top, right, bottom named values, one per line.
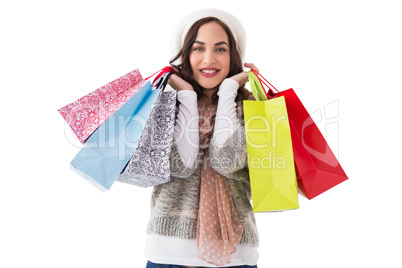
left=117, top=82, right=176, bottom=187
left=69, top=73, right=171, bottom=191
left=253, top=70, right=348, bottom=199
left=58, top=69, right=146, bottom=143
left=244, top=71, right=299, bottom=212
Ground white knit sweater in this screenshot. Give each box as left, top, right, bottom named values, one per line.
left=146, top=79, right=259, bottom=267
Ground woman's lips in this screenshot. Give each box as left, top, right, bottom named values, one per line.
left=199, top=68, right=220, bottom=77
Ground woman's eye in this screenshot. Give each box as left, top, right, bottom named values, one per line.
left=193, top=47, right=204, bottom=51
left=216, top=48, right=227, bottom=52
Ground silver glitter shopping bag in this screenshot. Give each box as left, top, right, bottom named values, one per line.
left=117, top=73, right=176, bottom=187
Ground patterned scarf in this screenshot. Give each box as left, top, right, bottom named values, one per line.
left=196, top=99, right=244, bottom=266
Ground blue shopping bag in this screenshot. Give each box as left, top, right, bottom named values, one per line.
left=70, top=74, right=170, bottom=191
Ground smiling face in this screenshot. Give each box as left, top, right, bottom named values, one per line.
left=189, top=22, right=231, bottom=90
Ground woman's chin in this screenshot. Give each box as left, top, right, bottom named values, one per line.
left=196, top=79, right=223, bottom=90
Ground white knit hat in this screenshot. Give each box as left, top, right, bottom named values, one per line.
left=170, top=9, right=247, bottom=61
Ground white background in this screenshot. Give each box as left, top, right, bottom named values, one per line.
left=1, top=0, right=401, bottom=267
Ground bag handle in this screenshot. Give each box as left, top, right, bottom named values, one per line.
left=145, top=66, right=175, bottom=85
left=251, top=69, right=279, bottom=94
left=152, top=72, right=173, bottom=90
left=248, top=70, right=268, bottom=101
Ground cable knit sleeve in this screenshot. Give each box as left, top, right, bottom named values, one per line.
left=169, top=88, right=199, bottom=178
left=209, top=79, right=248, bottom=179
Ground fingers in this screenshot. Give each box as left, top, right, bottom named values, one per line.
left=168, top=74, right=194, bottom=91
left=244, top=63, right=259, bottom=72
left=171, top=66, right=180, bottom=73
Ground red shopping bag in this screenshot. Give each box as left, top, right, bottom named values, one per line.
left=252, top=70, right=348, bottom=199
left=58, top=69, right=146, bottom=143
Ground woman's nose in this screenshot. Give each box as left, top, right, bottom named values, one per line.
left=203, top=49, right=215, bottom=64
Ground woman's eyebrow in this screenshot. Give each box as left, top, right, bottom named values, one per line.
left=193, top=41, right=229, bottom=46
left=214, top=41, right=228, bottom=46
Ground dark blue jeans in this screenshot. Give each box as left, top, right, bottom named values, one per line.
left=146, top=260, right=258, bottom=268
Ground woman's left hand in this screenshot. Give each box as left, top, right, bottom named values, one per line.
left=229, top=63, right=259, bottom=87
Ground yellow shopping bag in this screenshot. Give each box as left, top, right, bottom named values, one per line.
left=244, top=71, right=299, bottom=212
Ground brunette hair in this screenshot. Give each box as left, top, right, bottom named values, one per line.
left=170, top=17, right=250, bottom=104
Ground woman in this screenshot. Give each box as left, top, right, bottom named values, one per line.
left=145, top=9, right=259, bottom=268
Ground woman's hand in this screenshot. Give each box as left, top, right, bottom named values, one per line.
left=168, top=73, right=194, bottom=92
left=229, top=62, right=259, bottom=87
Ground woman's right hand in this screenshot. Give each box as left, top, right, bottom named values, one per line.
left=229, top=63, right=260, bottom=87
left=168, top=73, right=194, bottom=92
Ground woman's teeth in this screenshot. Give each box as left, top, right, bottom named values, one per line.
left=201, top=69, right=218, bottom=73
